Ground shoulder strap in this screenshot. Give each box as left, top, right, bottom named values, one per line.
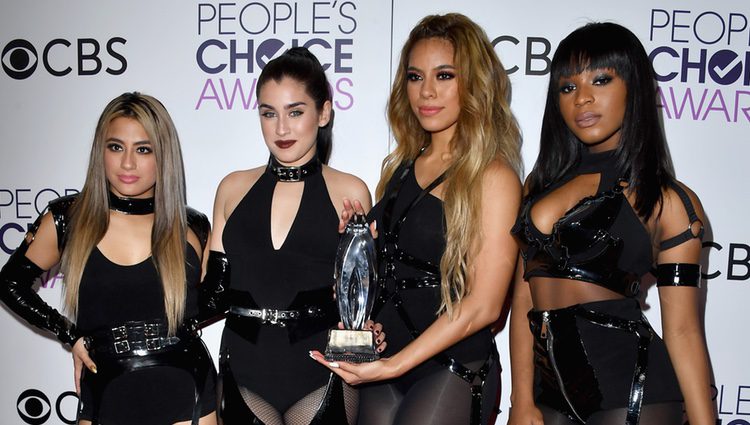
left=46, top=194, right=78, bottom=251
left=659, top=182, right=704, bottom=250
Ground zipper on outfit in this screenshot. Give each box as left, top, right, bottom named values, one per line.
left=540, top=311, right=549, bottom=339
left=544, top=311, right=585, bottom=423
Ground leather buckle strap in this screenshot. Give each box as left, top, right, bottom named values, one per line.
left=228, top=306, right=301, bottom=326
left=90, top=320, right=186, bottom=357
left=574, top=307, right=654, bottom=425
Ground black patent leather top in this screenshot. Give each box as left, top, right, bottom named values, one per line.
left=512, top=151, right=650, bottom=297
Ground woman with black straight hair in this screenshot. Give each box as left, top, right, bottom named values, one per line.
left=508, top=23, right=714, bottom=425
left=205, top=47, right=378, bottom=425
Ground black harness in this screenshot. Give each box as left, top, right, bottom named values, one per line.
left=375, top=159, right=498, bottom=425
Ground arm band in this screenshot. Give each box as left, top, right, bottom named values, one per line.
left=655, top=263, right=701, bottom=288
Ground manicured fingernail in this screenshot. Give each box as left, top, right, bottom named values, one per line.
left=377, top=347, right=383, bottom=353
left=329, top=362, right=340, bottom=368
left=90, top=366, right=98, bottom=374
left=376, top=338, right=382, bottom=344
left=373, top=220, right=377, bottom=230
left=374, top=329, right=380, bottom=335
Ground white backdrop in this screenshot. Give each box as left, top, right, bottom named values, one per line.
left=1, top=1, right=748, bottom=424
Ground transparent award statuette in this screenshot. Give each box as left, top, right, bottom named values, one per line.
left=324, top=214, right=379, bottom=363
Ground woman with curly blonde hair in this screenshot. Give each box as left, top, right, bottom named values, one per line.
left=312, top=13, right=522, bottom=425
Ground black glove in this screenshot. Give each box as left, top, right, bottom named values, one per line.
left=0, top=243, right=79, bottom=347
left=197, top=250, right=231, bottom=326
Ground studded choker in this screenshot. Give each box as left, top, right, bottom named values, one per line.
left=267, top=155, right=322, bottom=182
left=108, top=191, right=155, bottom=215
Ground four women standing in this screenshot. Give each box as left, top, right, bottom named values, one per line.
left=0, top=14, right=716, bottom=425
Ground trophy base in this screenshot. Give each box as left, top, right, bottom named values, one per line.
left=324, top=329, right=379, bottom=363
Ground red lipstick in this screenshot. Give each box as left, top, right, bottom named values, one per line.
left=275, top=139, right=296, bottom=149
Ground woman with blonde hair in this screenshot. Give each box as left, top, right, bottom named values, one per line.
left=0, top=92, right=217, bottom=425
left=311, top=13, right=522, bottom=425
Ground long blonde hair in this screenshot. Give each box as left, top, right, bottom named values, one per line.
left=61, top=92, right=188, bottom=335
left=377, top=14, right=522, bottom=318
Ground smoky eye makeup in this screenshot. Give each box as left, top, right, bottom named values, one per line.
left=558, top=81, right=575, bottom=94
left=406, top=71, right=422, bottom=81
left=106, top=142, right=123, bottom=151
left=436, top=71, right=455, bottom=80
left=592, top=73, right=614, bottom=85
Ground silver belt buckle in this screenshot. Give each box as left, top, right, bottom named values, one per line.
left=144, top=323, right=159, bottom=337
left=261, top=309, right=285, bottom=326
left=146, top=338, right=162, bottom=351
left=112, top=325, right=128, bottom=341
left=114, top=340, right=130, bottom=354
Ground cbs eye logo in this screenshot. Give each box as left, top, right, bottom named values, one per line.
left=16, top=389, right=78, bottom=425
left=1, top=37, right=127, bottom=80
left=1, top=40, right=37, bottom=79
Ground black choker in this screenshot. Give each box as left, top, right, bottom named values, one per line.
left=267, top=155, right=322, bottom=182
left=108, top=192, right=155, bottom=215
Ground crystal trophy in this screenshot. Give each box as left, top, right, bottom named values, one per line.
left=324, top=214, right=379, bottom=363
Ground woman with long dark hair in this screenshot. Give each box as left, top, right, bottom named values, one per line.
left=207, top=47, right=375, bottom=424
left=508, top=22, right=714, bottom=425
left=311, top=13, right=522, bottom=425
left=0, top=92, right=217, bottom=425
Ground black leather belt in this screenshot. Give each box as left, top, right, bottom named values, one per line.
left=225, top=288, right=338, bottom=343
left=229, top=306, right=303, bottom=326
left=87, top=319, right=197, bottom=357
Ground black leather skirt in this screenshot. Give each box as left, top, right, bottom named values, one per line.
left=528, top=298, right=682, bottom=424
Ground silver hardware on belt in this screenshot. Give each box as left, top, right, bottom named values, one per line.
left=112, top=325, right=128, bottom=341
left=261, top=309, right=281, bottom=325
left=114, top=340, right=131, bottom=354
left=144, top=323, right=159, bottom=337
left=145, top=338, right=162, bottom=351
left=230, top=306, right=293, bottom=327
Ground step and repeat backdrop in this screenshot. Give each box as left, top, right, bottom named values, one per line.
left=1, top=1, right=748, bottom=423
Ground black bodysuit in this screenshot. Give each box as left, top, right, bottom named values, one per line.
left=220, top=164, right=349, bottom=424
left=363, top=162, right=499, bottom=425
left=511, top=150, right=702, bottom=424
left=77, top=246, right=216, bottom=423
left=0, top=194, right=217, bottom=425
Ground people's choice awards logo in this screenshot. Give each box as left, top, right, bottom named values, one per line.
left=194, top=1, right=357, bottom=111
left=649, top=9, right=749, bottom=124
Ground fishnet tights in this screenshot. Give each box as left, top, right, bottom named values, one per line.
left=237, top=380, right=358, bottom=425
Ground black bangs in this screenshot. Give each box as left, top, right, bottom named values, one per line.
left=551, top=23, right=636, bottom=83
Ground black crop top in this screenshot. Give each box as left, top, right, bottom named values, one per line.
left=511, top=150, right=703, bottom=297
